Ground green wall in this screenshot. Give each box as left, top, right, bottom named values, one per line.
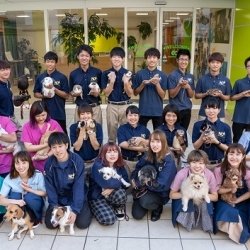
left=229, top=0, right=250, bottom=112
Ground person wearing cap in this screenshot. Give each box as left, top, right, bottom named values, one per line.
left=69, top=45, right=102, bottom=125
left=101, top=47, right=133, bottom=142
left=195, top=52, right=232, bottom=121
left=192, top=96, right=232, bottom=170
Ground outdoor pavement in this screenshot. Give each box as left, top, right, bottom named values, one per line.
left=0, top=103, right=249, bottom=250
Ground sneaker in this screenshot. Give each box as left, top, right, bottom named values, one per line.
left=114, top=204, right=129, bottom=221
left=32, top=221, right=40, bottom=229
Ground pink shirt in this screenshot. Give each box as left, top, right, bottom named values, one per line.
left=0, top=116, right=17, bottom=174
left=171, top=167, right=218, bottom=193
left=214, top=166, right=250, bottom=189
left=21, top=119, right=63, bottom=172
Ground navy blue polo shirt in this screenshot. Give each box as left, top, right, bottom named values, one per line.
left=232, top=76, right=250, bottom=124
left=157, top=123, right=188, bottom=147
left=69, top=121, right=103, bottom=161
left=192, top=118, right=232, bottom=161
left=34, top=70, right=69, bottom=120
left=117, top=123, right=150, bottom=159
left=167, top=69, right=195, bottom=111
left=69, top=66, right=102, bottom=106
left=0, top=80, right=14, bottom=117
left=195, top=73, right=232, bottom=118
left=101, top=67, right=130, bottom=102
left=132, top=68, right=168, bottom=116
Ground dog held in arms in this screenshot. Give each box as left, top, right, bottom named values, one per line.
left=181, top=173, right=210, bottom=212
left=50, top=206, right=75, bottom=235
left=4, top=204, right=36, bottom=240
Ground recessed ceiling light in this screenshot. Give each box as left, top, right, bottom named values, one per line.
left=136, top=13, right=149, bottom=16
left=170, top=17, right=180, bottom=20
left=164, top=19, right=175, bottom=22
left=55, top=14, right=65, bottom=17
left=176, top=13, right=189, bottom=16
left=96, top=13, right=108, bottom=16
left=17, top=15, right=30, bottom=18
left=163, top=22, right=169, bottom=25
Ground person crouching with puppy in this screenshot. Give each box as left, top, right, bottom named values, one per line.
left=88, top=142, right=129, bottom=225
left=131, top=129, right=177, bottom=221
left=170, top=149, right=218, bottom=232
left=0, top=151, right=46, bottom=227
left=70, top=104, right=103, bottom=184
left=44, top=132, right=92, bottom=230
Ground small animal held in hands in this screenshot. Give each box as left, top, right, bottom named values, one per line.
left=72, top=84, right=83, bottom=99
left=88, top=77, right=100, bottom=95
left=181, top=173, right=210, bottom=212
left=98, top=167, right=131, bottom=187
left=221, top=168, right=242, bottom=204
left=4, top=204, right=35, bottom=240
left=42, top=77, right=55, bottom=98
left=172, top=129, right=187, bottom=152
left=0, top=125, right=16, bottom=151
left=138, top=164, right=158, bottom=187
left=207, top=88, right=222, bottom=96
left=50, top=206, right=75, bottom=235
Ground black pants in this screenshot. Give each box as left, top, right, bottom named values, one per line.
left=232, top=122, right=248, bottom=143
left=45, top=201, right=92, bottom=229
left=132, top=192, right=164, bottom=220
left=55, top=119, right=67, bottom=134
left=139, top=116, right=162, bottom=130
left=179, top=109, right=191, bottom=130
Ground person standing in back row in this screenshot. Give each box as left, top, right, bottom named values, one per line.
left=133, top=48, right=167, bottom=130
left=167, top=49, right=195, bottom=130
left=101, top=47, right=133, bottom=142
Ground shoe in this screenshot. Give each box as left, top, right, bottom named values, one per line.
left=151, top=206, right=163, bottom=222
left=32, top=221, right=40, bottom=229
left=114, top=204, right=129, bottom=221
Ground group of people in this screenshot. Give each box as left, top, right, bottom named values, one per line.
left=0, top=44, right=250, bottom=245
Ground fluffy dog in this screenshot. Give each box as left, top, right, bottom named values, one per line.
left=98, top=167, right=131, bottom=187
left=221, top=168, right=242, bottom=203
left=181, top=173, right=210, bottom=212
left=138, top=165, right=157, bottom=187
left=4, top=204, right=35, bottom=240
left=51, top=206, right=75, bottom=235
left=42, top=77, right=55, bottom=98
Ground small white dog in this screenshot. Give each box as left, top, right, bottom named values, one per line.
left=181, top=173, right=210, bottom=212
left=42, top=77, right=55, bottom=98
left=50, top=206, right=75, bottom=235
left=98, top=167, right=131, bottom=187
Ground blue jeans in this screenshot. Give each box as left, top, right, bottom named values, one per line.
left=9, top=191, right=44, bottom=221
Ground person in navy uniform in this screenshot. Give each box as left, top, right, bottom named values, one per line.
left=44, top=132, right=92, bottom=230
left=133, top=47, right=168, bottom=130
left=117, top=105, right=150, bottom=177
left=34, top=51, right=69, bottom=134
left=192, top=97, right=232, bottom=170
left=101, top=47, right=133, bottom=142
left=167, top=49, right=195, bottom=130
left=195, top=52, right=232, bottom=121
left=231, top=56, right=250, bottom=142
left=69, top=44, right=102, bottom=125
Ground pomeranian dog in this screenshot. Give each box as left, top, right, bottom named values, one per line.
left=181, top=173, right=210, bottom=212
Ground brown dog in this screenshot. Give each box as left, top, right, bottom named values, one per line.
left=4, top=204, right=35, bottom=240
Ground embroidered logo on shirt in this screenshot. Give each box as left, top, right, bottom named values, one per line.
left=68, top=173, right=75, bottom=180
left=54, top=81, right=61, bottom=86
left=218, top=81, right=226, bottom=86
left=141, top=134, right=146, bottom=138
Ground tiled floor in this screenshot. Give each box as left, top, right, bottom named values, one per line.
left=0, top=104, right=248, bottom=250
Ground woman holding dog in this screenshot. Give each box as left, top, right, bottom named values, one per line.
left=0, top=151, right=46, bottom=225
left=21, top=101, right=63, bottom=172
left=214, top=143, right=250, bottom=244
left=170, top=149, right=218, bottom=232
left=88, top=142, right=129, bottom=225
left=131, top=129, right=176, bottom=221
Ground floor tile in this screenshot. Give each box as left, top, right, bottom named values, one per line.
left=179, top=226, right=211, bottom=239
left=33, top=223, right=57, bottom=235
left=56, top=225, right=88, bottom=237
left=88, top=219, right=118, bottom=237
left=118, top=237, right=149, bottom=250
left=119, top=219, right=148, bottom=238
left=0, top=221, right=12, bottom=233
left=125, top=202, right=148, bottom=220
left=19, top=235, right=55, bottom=250
left=52, top=235, right=86, bottom=250
left=181, top=239, right=215, bottom=250
left=149, top=220, right=180, bottom=239
left=160, top=205, right=172, bottom=220
left=85, top=237, right=117, bottom=250
left=150, top=238, right=182, bottom=250
left=210, top=231, right=228, bottom=240
left=213, top=240, right=246, bottom=250
left=0, top=232, right=23, bottom=249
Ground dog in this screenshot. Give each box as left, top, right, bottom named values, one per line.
left=76, top=119, right=96, bottom=140
left=72, top=85, right=83, bottom=99
left=50, top=206, right=75, bottom=235
left=181, top=173, right=210, bottom=212
left=221, top=168, right=242, bottom=203
left=4, top=204, right=35, bottom=240
left=42, top=77, right=55, bottom=98
left=207, top=88, right=222, bottom=96
left=98, top=167, right=131, bottom=187
left=138, top=165, right=158, bottom=187
left=172, top=129, right=187, bottom=152
left=0, top=125, right=16, bottom=151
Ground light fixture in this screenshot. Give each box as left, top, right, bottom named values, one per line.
left=55, top=14, right=65, bottom=17
left=136, top=13, right=149, bottom=16
left=155, top=0, right=167, bottom=5
left=176, top=13, right=189, bottom=16
left=170, top=16, right=180, bottom=20
left=88, top=8, right=102, bottom=10
left=162, top=22, right=169, bottom=25
left=164, top=19, right=175, bottom=22
left=16, top=15, right=30, bottom=18
left=96, top=13, right=108, bottom=16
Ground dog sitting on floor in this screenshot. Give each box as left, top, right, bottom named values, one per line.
left=4, top=204, right=35, bottom=240
left=181, top=173, right=210, bottom=212
left=98, top=167, right=131, bottom=187
left=50, top=206, right=75, bottom=235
